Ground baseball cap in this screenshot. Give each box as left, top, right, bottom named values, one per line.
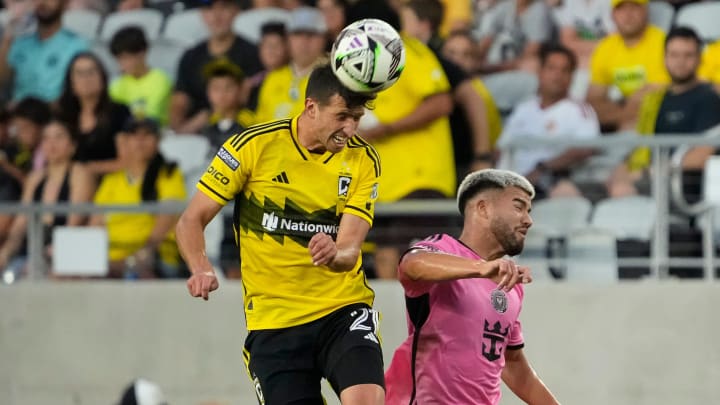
left=118, top=378, right=167, bottom=405
left=611, top=0, right=648, bottom=9
left=123, top=116, right=160, bottom=135
left=287, top=7, right=327, bottom=34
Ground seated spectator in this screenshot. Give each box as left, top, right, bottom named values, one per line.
left=244, top=22, right=289, bottom=110
left=202, top=59, right=253, bottom=152
left=0, top=118, right=95, bottom=279
left=555, top=0, right=615, bottom=68
left=253, top=6, right=328, bottom=124
left=0, top=98, right=50, bottom=244
left=497, top=43, right=600, bottom=199
left=91, top=117, right=187, bottom=279
left=441, top=30, right=503, bottom=149
left=607, top=27, right=720, bottom=197
left=0, top=0, right=88, bottom=102
left=56, top=52, right=131, bottom=177
left=473, top=0, right=554, bottom=73
left=359, top=2, right=455, bottom=279
left=317, top=0, right=348, bottom=51
left=109, top=26, right=172, bottom=126
left=586, top=0, right=669, bottom=131
left=169, top=0, right=262, bottom=134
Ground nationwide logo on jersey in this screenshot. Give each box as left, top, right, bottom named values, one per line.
left=237, top=192, right=340, bottom=247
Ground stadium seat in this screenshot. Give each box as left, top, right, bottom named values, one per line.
left=162, top=9, right=208, bottom=47
left=100, top=9, right=164, bottom=43
left=482, top=70, right=538, bottom=117
left=91, top=41, right=120, bottom=80
left=515, top=226, right=552, bottom=281
left=531, top=196, right=593, bottom=238
left=565, top=227, right=618, bottom=283
left=52, top=226, right=109, bottom=277
left=591, top=196, right=656, bottom=241
left=159, top=134, right=211, bottom=175
left=696, top=156, right=720, bottom=239
left=675, top=2, right=720, bottom=42
left=232, top=7, right=291, bottom=44
left=62, top=8, right=102, bottom=40
left=648, top=1, right=675, bottom=33
left=147, top=39, right=185, bottom=83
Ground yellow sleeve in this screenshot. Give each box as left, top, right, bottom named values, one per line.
left=93, top=173, right=116, bottom=205
left=589, top=39, right=612, bottom=86
left=197, top=131, right=254, bottom=205
left=405, top=37, right=451, bottom=98
left=343, top=138, right=381, bottom=226
left=157, top=167, right=187, bottom=201
left=699, top=42, right=720, bottom=83
left=108, top=78, right=124, bottom=104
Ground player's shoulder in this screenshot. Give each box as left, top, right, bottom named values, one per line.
left=347, top=134, right=381, bottom=176
left=410, top=233, right=455, bottom=252
left=223, top=118, right=292, bottom=152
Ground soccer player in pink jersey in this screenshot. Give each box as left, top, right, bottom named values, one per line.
left=385, top=169, right=560, bottom=405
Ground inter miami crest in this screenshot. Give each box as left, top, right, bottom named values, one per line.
left=490, top=289, right=508, bottom=314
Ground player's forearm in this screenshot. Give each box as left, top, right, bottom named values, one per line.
left=400, top=251, right=489, bottom=282
left=175, top=214, right=214, bottom=274
left=502, top=360, right=559, bottom=405
left=328, top=245, right=361, bottom=272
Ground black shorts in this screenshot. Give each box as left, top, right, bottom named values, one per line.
left=243, top=303, right=384, bottom=404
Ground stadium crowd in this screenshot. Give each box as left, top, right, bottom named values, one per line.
left=0, top=0, right=717, bottom=280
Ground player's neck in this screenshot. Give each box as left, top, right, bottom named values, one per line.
left=458, top=231, right=506, bottom=261
left=296, top=114, right=325, bottom=153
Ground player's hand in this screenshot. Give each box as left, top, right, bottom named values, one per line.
left=481, top=259, right=530, bottom=291
left=308, top=232, right=337, bottom=266
left=187, top=271, right=219, bottom=301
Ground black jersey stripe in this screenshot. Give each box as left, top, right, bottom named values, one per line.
left=349, top=135, right=381, bottom=167
left=288, top=124, right=308, bottom=161
left=230, top=119, right=291, bottom=150
left=348, top=137, right=381, bottom=177
left=344, top=204, right=373, bottom=222
left=198, top=180, right=231, bottom=202
left=234, top=121, right=291, bottom=152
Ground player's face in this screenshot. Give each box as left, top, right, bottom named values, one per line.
left=665, top=37, right=700, bottom=85
left=538, top=52, right=573, bottom=100
left=490, top=187, right=533, bottom=257
left=312, top=94, right=364, bottom=153
left=612, top=2, right=647, bottom=38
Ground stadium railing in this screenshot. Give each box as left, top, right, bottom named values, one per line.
left=3, top=132, right=720, bottom=281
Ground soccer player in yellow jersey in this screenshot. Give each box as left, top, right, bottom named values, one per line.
left=177, top=64, right=384, bottom=404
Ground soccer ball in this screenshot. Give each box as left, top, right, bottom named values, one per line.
left=331, top=18, right=406, bottom=93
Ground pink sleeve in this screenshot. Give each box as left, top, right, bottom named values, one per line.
left=508, top=285, right=525, bottom=347
left=397, top=241, right=440, bottom=297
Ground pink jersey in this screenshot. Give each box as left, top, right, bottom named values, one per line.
left=385, top=234, right=525, bottom=405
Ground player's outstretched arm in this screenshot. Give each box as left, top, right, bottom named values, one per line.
left=177, top=192, right=224, bottom=301
left=502, top=348, right=560, bottom=405
left=399, top=252, right=531, bottom=291
left=308, top=213, right=370, bottom=272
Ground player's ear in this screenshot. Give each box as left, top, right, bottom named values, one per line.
left=305, top=97, right=317, bottom=118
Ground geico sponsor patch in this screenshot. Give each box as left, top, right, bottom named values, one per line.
left=217, top=147, right=240, bottom=170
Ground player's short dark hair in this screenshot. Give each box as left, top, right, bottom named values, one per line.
left=457, top=169, right=535, bottom=216
left=539, top=42, right=577, bottom=72
left=11, top=97, right=51, bottom=126
left=665, top=26, right=702, bottom=53
left=306, top=63, right=376, bottom=110
left=110, top=26, right=148, bottom=56
left=404, top=0, right=445, bottom=34
left=260, top=21, right=287, bottom=38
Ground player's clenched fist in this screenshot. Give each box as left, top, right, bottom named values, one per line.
left=187, top=271, right=219, bottom=301
left=480, top=258, right=532, bottom=291
left=308, top=232, right=338, bottom=266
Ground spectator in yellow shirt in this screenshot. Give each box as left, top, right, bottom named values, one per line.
left=698, top=39, right=720, bottom=92
left=91, top=117, right=186, bottom=279
left=586, top=0, right=669, bottom=130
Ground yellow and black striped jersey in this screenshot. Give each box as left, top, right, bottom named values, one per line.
left=198, top=116, right=381, bottom=331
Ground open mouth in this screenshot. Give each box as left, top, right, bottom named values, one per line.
left=331, top=133, right=348, bottom=146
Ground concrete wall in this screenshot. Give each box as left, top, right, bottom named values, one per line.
left=1, top=280, right=719, bottom=405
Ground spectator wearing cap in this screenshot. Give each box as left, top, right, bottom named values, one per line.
left=0, top=0, right=89, bottom=102
left=90, top=116, right=186, bottom=279
left=586, top=0, right=669, bottom=131
left=109, top=26, right=172, bottom=126
left=253, top=6, right=328, bottom=124
left=202, top=59, right=254, bottom=152
left=56, top=52, right=132, bottom=177
left=169, top=0, right=262, bottom=134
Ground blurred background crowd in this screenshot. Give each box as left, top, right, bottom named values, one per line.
left=0, top=0, right=718, bottom=282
